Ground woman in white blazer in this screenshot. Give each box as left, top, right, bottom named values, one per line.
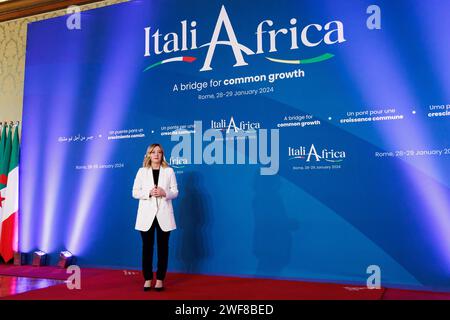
left=132, top=143, right=178, bottom=291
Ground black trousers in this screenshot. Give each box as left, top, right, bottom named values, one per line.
left=140, top=218, right=171, bottom=281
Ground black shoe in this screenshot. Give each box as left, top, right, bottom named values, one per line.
left=143, top=280, right=152, bottom=292
left=154, top=286, right=164, bottom=292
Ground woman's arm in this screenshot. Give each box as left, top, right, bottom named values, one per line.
left=164, top=168, right=179, bottom=200
left=132, top=168, right=151, bottom=200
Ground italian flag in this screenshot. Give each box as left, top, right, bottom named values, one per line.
left=0, top=124, right=7, bottom=243
left=0, top=125, right=19, bottom=263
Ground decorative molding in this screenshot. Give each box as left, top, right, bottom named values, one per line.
left=0, top=0, right=109, bottom=23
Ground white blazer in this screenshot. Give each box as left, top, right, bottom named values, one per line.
left=132, top=166, right=178, bottom=232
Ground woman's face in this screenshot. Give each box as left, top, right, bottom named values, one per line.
left=150, top=146, right=163, bottom=165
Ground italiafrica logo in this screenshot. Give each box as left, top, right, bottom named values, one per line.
left=143, top=5, right=344, bottom=72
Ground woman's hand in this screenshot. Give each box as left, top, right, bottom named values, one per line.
left=156, top=187, right=167, bottom=197
left=151, top=186, right=166, bottom=197
left=150, top=186, right=158, bottom=197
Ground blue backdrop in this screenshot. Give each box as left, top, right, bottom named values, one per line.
left=21, top=0, right=450, bottom=291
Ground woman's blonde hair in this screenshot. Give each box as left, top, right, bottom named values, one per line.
left=143, top=143, right=169, bottom=168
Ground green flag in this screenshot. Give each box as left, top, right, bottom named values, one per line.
left=0, top=125, right=11, bottom=188
left=0, top=124, right=6, bottom=173
left=8, top=125, right=19, bottom=172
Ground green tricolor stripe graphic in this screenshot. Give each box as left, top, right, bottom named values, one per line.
left=143, top=56, right=196, bottom=72
left=266, top=53, right=334, bottom=65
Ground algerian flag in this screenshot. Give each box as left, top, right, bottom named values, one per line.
left=0, top=124, right=19, bottom=262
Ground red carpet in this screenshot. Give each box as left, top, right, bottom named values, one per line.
left=381, top=288, right=450, bottom=300
left=0, top=265, right=448, bottom=300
